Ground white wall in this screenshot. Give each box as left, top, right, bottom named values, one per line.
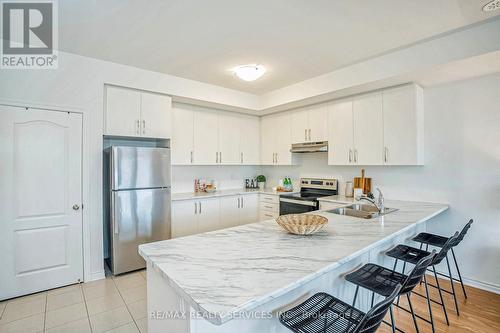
left=263, top=74, right=500, bottom=292
left=0, top=51, right=260, bottom=281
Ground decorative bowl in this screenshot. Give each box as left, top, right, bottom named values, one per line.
left=276, top=214, right=328, bottom=235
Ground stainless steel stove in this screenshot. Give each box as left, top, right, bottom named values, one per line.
left=279, top=178, right=338, bottom=215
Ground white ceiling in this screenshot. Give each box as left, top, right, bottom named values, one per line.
left=59, top=0, right=499, bottom=94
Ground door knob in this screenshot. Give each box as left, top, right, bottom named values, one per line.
left=72, top=204, right=80, bottom=211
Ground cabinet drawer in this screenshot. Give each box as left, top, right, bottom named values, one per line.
left=260, top=194, right=279, bottom=204
left=260, top=202, right=279, bottom=213
left=260, top=211, right=279, bottom=221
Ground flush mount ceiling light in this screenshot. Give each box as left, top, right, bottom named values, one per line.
left=232, top=64, right=266, bottom=81
left=483, top=0, right=500, bottom=11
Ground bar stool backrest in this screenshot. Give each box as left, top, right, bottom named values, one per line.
left=452, top=219, right=473, bottom=247
left=432, top=232, right=459, bottom=266
left=354, top=284, right=403, bottom=333
left=400, top=250, right=436, bottom=295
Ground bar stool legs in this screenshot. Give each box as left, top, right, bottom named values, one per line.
left=406, top=293, right=419, bottom=333
left=446, top=255, right=460, bottom=315
left=451, top=247, right=468, bottom=299
left=432, top=265, right=449, bottom=325
left=389, top=305, right=397, bottom=333
left=423, top=275, right=436, bottom=333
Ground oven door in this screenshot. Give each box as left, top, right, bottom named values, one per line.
left=279, top=198, right=318, bottom=215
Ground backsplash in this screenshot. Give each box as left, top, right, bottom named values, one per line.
left=172, top=165, right=261, bottom=193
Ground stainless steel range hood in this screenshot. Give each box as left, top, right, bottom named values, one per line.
left=290, top=141, right=328, bottom=153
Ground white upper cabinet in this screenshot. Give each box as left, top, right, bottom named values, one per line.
left=171, top=106, right=194, bottom=165
left=105, top=86, right=141, bottom=137
left=261, top=113, right=293, bottom=165
left=291, top=110, right=309, bottom=143
left=382, top=85, right=424, bottom=165
left=327, top=84, right=424, bottom=166
left=105, top=86, right=171, bottom=139
left=290, top=105, right=328, bottom=143
left=171, top=104, right=260, bottom=165
left=328, top=100, right=354, bottom=165
left=140, top=92, right=172, bottom=139
left=193, top=109, right=219, bottom=165
left=218, top=112, right=241, bottom=165
left=353, top=93, right=384, bottom=165
left=239, top=115, right=260, bottom=165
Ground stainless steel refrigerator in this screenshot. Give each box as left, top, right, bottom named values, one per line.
left=104, top=146, right=171, bottom=275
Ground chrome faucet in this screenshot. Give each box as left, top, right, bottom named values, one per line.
left=358, top=188, right=385, bottom=212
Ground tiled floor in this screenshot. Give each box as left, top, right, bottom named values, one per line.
left=0, top=270, right=147, bottom=333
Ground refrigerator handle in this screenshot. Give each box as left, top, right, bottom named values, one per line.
left=112, top=193, right=119, bottom=234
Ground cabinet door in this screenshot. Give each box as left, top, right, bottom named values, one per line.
left=328, top=101, right=354, bottom=165
left=197, top=198, right=220, bottom=233
left=219, top=196, right=240, bottom=229
left=240, top=194, right=259, bottom=225
left=140, top=93, right=172, bottom=139
left=308, top=105, right=328, bottom=142
left=193, top=110, right=219, bottom=165
left=239, top=115, right=260, bottom=165
left=218, top=112, right=241, bottom=165
left=260, top=116, right=275, bottom=165
left=275, top=113, right=293, bottom=165
left=171, top=106, right=194, bottom=165
left=353, top=93, right=384, bottom=165
left=290, top=110, right=308, bottom=143
left=105, top=86, right=141, bottom=137
left=172, top=200, right=197, bottom=238
left=383, top=85, right=422, bottom=165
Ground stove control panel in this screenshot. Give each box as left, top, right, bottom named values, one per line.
left=300, top=178, right=338, bottom=190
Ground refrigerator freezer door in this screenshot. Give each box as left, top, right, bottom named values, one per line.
left=111, top=188, right=171, bottom=274
left=111, top=146, right=170, bottom=190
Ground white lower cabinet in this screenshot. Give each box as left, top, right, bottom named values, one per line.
left=172, top=194, right=259, bottom=238
left=259, top=194, right=280, bottom=221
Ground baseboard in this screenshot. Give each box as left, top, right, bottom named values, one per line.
left=88, top=270, right=106, bottom=282
left=462, top=277, right=500, bottom=295
left=426, top=271, right=500, bottom=295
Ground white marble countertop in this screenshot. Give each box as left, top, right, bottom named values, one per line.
left=171, top=188, right=299, bottom=201
left=139, top=200, right=448, bottom=325
left=317, top=194, right=358, bottom=204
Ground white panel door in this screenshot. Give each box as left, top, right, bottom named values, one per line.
left=105, top=86, right=141, bottom=137
left=239, top=115, right=260, bottom=165
left=172, top=200, right=197, bottom=238
left=290, top=110, right=308, bottom=143
left=260, top=116, right=275, bottom=165
left=193, top=110, right=219, bottom=165
left=0, top=106, right=83, bottom=300
left=140, top=93, right=172, bottom=139
left=219, top=196, right=240, bottom=229
left=328, top=101, right=354, bottom=165
left=383, top=86, right=418, bottom=165
left=196, top=198, right=220, bottom=233
left=218, top=112, right=240, bottom=165
left=171, top=106, right=194, bottom=165
left=353, top=93, right=384, bottom=165
left=308, top=105, right=328, bottom=142
left=240, top=194, right=259, bottom=225
left=275, top=113, right=293, bottom=165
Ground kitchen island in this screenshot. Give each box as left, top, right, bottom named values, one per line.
left=139, top=200, right=448, bottom=333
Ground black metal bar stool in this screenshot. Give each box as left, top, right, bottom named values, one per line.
left=385, top=232, right=460, bottom=332
left=279, top=284, right=402, bottom=333
left=344, top=251, right=436, bottom=333
left=412, top=219, right=473, bottom=300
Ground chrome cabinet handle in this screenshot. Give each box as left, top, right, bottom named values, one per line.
left=190, top=151, right=193, bottom=164
left=237, top=197, right=240, bottom=208
left=349, top=149, right=352, bottom=163
left=142, top=120, right=146, bottom=134
left=241, top=152, right=243, bottom=164
left=305, top=129, right=307, bottom=141
left=354, top=149, right=358, bottom=163
left=136, top=120, right=140, bottom=135
left=275, top=153, right=278, bottom=164
left=241, top=197, right=244, bottom=208
left=194, top=202, right=197, bottom=214
left=384, top=147, right=389, bottom=163
left=199, top=201, right=202, bottom=214
left=219, top=152, right=222, bottom=164
left=216, top=152, right=218, bottom=163
left=308, top=129, right=311, bottom=141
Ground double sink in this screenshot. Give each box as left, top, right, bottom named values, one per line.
left=327, top=203, right=398, bottom=219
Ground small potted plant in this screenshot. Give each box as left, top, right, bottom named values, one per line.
left=256, top=175, right=266, bottom=190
